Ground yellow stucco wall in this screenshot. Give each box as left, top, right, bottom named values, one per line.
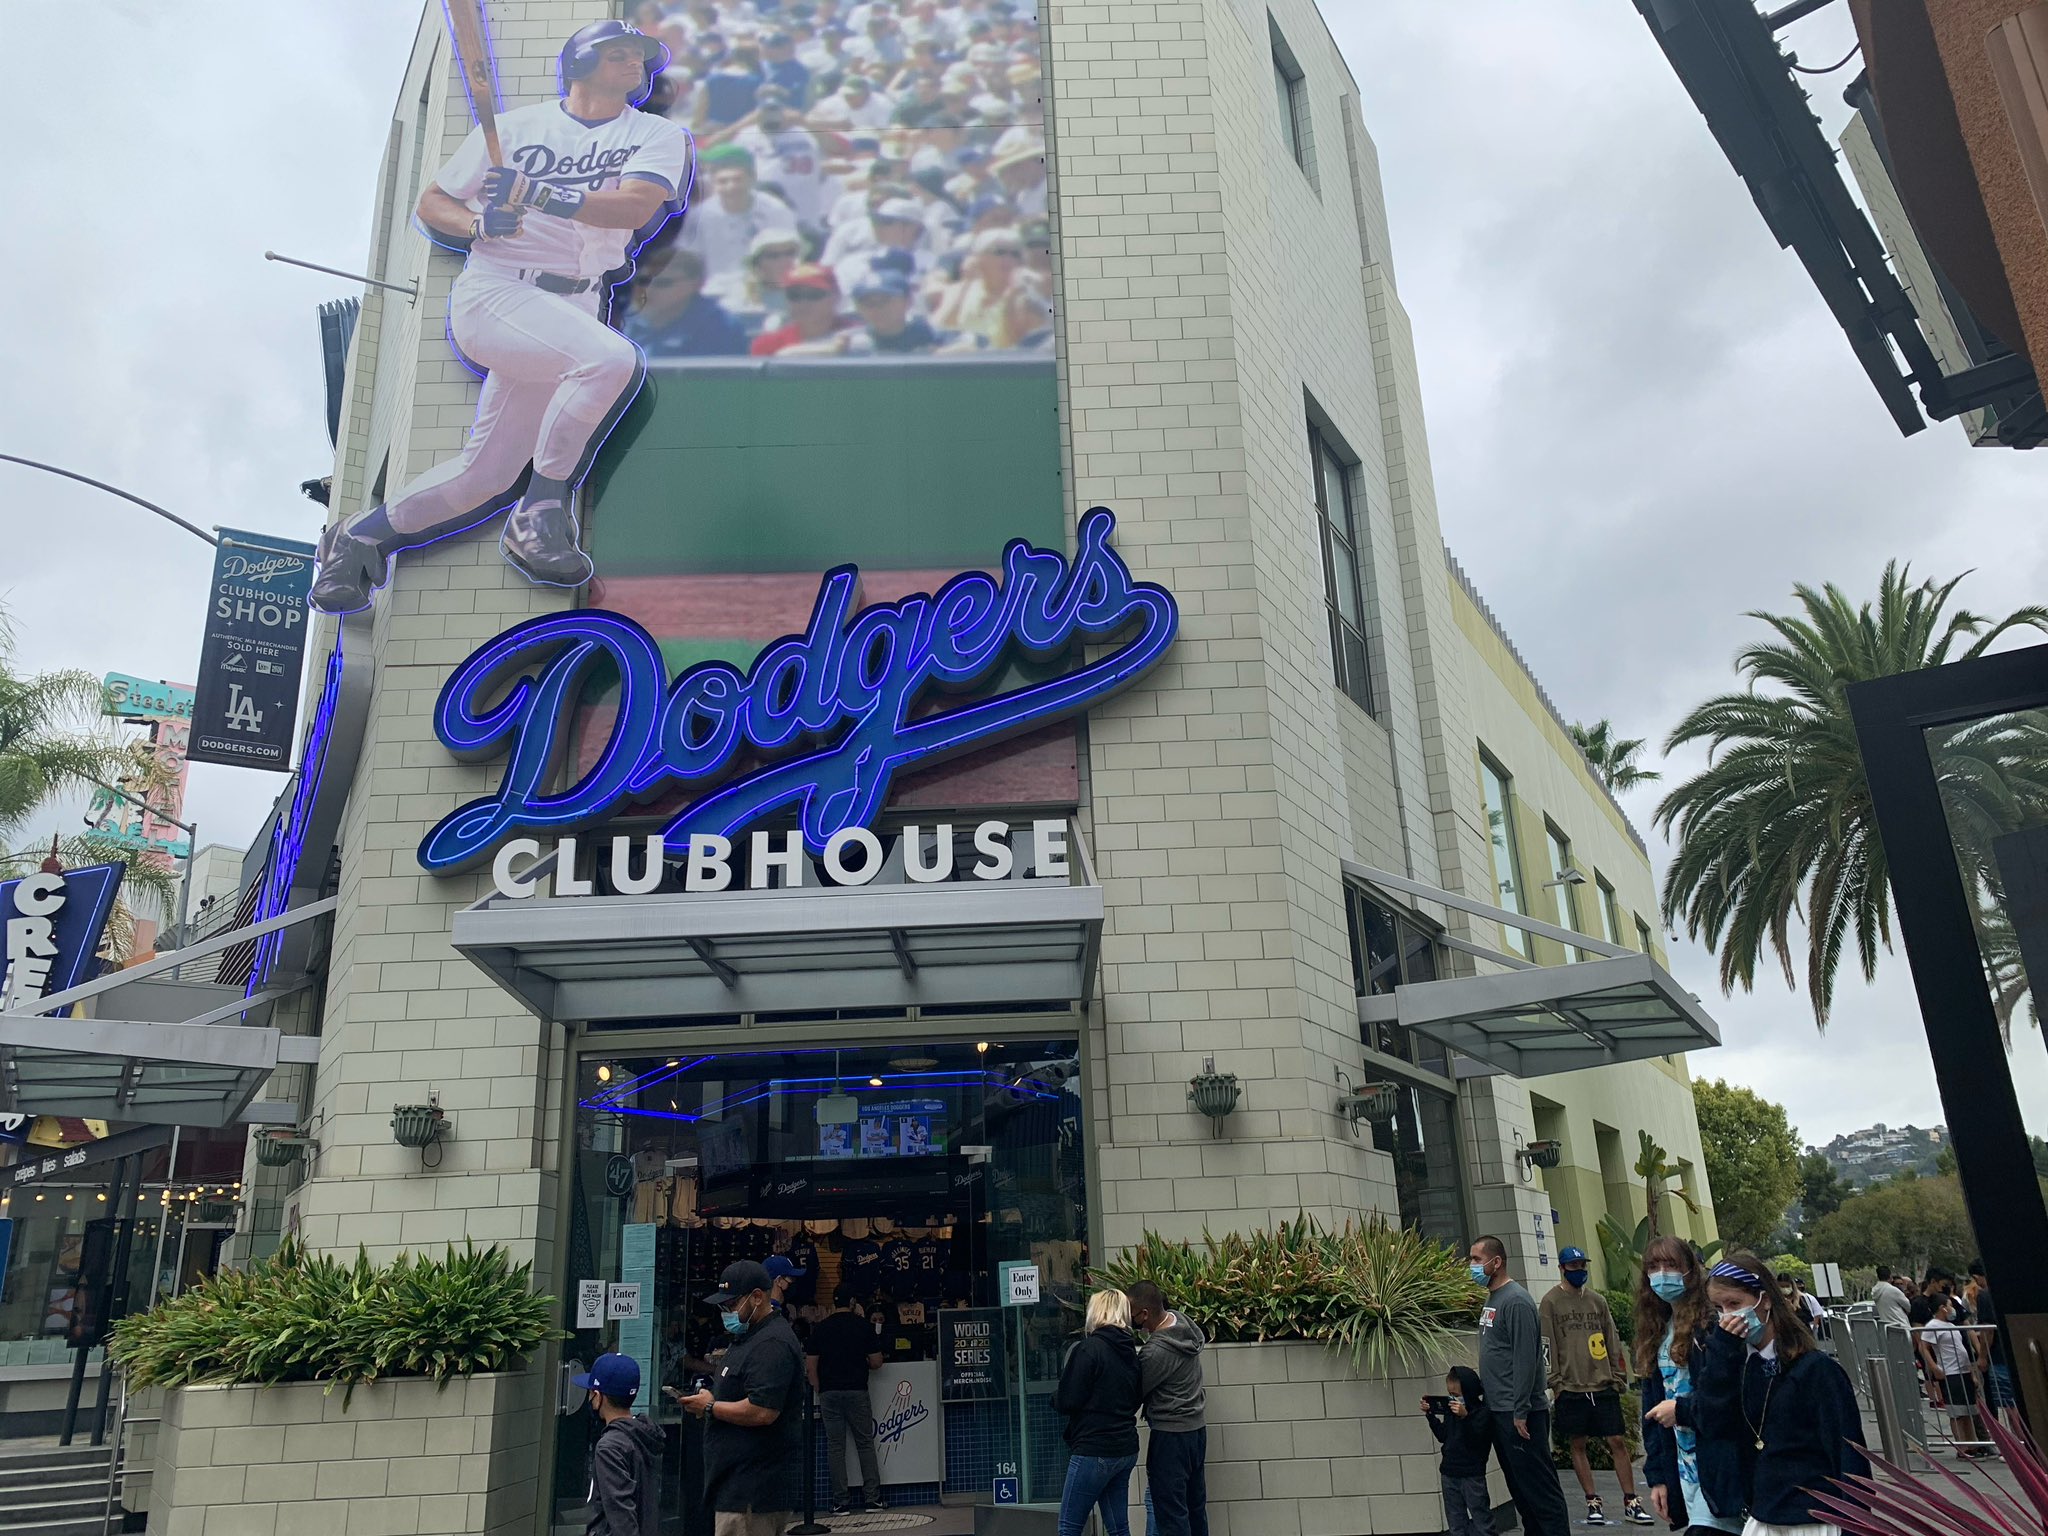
left=1447, top=570, right=1720, bottom=1292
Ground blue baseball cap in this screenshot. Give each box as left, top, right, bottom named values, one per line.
left=571, top=1353, right=641, bottom=1402
left=766, top=1254, right=809, bottom=1280
left=1559, top=1247, right=1588, bottom=1266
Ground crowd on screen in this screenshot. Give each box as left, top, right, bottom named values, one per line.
left=617, top=0, right=1054, bottom=359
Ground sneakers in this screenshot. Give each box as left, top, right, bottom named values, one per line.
left=1624, top=1495, right=1655, bottom=1524
left=309, top=514, right=393, bottom=614
left=1585, top=1497, right=1610, bottom=1526
left=499, top=493, right=594, bottom=587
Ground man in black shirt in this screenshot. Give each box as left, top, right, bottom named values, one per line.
left=808, top=1291, right=885, bottom=1513
left=679, top=1261, right=807, bottom=1536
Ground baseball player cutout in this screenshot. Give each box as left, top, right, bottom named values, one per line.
left=310, top=20, right=693, bottom=615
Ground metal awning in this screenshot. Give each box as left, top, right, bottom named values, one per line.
left=451, top=879, right=1104, bottom=1024
left=1345, top=862, right=1722, bottom=1078
left=1365, top=952, right=1721, bottom=1078
left=0, top=899, right=335, bottom=1127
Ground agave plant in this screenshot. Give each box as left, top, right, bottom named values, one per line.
left=110, top=1237, right=560, bottom=1402
left=1810, top=1411, right=2046, bottom=1535
left=1090, top=1215, right=1481, bottom=1377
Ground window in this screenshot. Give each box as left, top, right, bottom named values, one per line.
left=1635, top=915, right=1655, bottom=956
left=1545, top=823, right=1583, bottom=963
left=1311, top=426, right=1372, bottom=712
left=1271, top=20, right=1308, bottom=170
left=1344, top=885, right=1449, bottom=1076
left=1597, top=875, right=1624, bottom=949
left=1478, top=754, right=1530, bottom=957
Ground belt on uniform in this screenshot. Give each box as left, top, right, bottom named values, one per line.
left=525, top=271, right=598, bottom=295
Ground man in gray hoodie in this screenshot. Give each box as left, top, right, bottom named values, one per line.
left=1470, top=1236, right=1568, bottom=1536
left=1128, top=1280, right=1207, bottom=1536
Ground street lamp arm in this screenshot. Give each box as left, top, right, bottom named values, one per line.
left=0, top=454, right=218, bottom=548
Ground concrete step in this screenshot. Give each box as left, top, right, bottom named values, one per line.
left=0, top=1446, right=111, bottom=1476
left=0, top=1494, right=115, bottom=1536
left=0, top=1475, right=109, bottom=1510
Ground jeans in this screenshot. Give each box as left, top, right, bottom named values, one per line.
left=1492, top=1409, right=1570, bottom=1536
left=1145, top=1428, right=1207, bottom=1536
left=1443, top=1472, right=1497, bottom=1536
left=1059, top=1451, right=1137, bottom=1536
left=819, top=1388, right=881, bottom=1504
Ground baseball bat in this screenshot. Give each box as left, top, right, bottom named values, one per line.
left=442, top=0, right=504, bottom=165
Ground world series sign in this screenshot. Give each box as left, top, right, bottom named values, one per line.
left=419, top=509, right=1177, bottom=875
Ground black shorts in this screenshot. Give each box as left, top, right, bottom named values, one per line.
left=1554, top=1389, right=1625, bottom=1439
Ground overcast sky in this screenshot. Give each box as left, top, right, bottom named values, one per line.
left=2, top=1, right=2041, bottom=1149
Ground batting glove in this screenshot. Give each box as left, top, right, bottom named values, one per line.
left=481, top=167, right=586, bottom=219
left=474, top=203, right=524, bottom=240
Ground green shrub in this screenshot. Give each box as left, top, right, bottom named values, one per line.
left=111, top=1238, right=559, bottom=1399
left=1603, top=1287, right=1636, bottom=1350
left=1089, top=1215, right=1482, bottom=1377
left=1769, top=1253, right=1813, bottom=1286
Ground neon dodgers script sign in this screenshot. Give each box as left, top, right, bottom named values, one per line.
left=419, top=509, right=1177, bottom=873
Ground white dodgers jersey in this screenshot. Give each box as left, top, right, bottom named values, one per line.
left=436, top=100, right=693, bottom=280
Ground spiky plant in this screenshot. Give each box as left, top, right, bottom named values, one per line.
left=1569, top=719, right=1661, bottom=793
left=1810, top=1410, right=2047, bottom=1534
left=110, top=1237, right=561, bottom=1402
left=1090, top=1215, right=1481, bottom=1377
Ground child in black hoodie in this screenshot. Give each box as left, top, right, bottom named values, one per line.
left=1423, top=1364, right=1496, bottom=1536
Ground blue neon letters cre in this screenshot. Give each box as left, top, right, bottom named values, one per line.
left=418, top=509, right=1178, bottom=872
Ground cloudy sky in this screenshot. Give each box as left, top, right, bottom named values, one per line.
left=2, top=1, right=2041, bottom=1149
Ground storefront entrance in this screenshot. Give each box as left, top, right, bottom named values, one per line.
left=553, top=1032, right=1088, bottom=1533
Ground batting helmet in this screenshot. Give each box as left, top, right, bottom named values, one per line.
left=557, top=20, right=670, bottom=102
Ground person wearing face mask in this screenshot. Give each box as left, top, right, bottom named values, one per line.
left=1469, top=1235, right=1570, bottom=1536
left=678, top=1260, right=809, bottom=1536
left=572, top=1353, right=664, bottom=1536
left=1543, top=1246, right=1651, bottom=1526
left=1636, top=1238, right=1745, bottom=1535
left=1692, top=1254, right=1867, bottom=1536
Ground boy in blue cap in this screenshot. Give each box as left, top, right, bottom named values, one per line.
left=573, top=1353, right=663, bottom=1536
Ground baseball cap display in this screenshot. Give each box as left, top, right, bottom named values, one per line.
left=705, top=1259, right=773, bottom=1307
left=571, top=1352, right=641, bottom=1402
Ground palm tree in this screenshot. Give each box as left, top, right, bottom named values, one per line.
left=1568, top=718, right=1662, bottom=792
left=0, top=611, right=179, bottom=949
left=1655, top=563, right=2048, bottom=1028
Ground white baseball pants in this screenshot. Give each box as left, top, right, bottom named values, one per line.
left=386, top=266, right=642, bottom=537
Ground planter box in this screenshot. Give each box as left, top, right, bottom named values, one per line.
left=1138, top=1340, right=1509, bottom=1536
left=148, top=1370, right=541, bottom=1536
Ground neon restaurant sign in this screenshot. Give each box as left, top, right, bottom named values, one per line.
left=418, top=509, right=1177, bottom=876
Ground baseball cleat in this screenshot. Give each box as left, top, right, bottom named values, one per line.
left=309, top=518, right=392, bottom=614
left=499, top=495, right=594, bottom=587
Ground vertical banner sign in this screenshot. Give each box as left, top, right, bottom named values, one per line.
left=938, top=1308, right=1007, bottom=1402
left=188, top=529, right=316, bottom=770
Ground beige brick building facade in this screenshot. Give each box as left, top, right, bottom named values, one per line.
left=219, top=1, right=1723, bottom=1527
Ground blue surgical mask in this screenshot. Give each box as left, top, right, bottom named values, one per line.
left=1563, top=1268, right=1589, bottom=1288
left=1727, top=1305, right=1765, bottom=1345
left=721, top=1309, right=747, bottom=1336
left=1649, top=1272, right=1687, bottom=1303
left=1469, top=1263, right=1490, bottom=1285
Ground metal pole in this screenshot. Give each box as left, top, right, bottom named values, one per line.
left=91, top=1164, right=143, bottom=1444
left=62, top=1156, right=129, bottom=1444
left=147, top=1129, right=178, bottom=1308
left=173, top=822, right=196, bottom=980
left=263, top=251, right=420, bottom=303
left=0, top=455, right=218, bottom=547
left=1764, top=0, right=1840, bottom=28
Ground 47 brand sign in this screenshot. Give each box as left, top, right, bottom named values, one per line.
left=189, top=529, right=317, bottom=770
left=419, top=510, right=1178, bottom=872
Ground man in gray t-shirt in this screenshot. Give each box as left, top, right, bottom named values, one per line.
left=1471, top=1236, right=1569, bottom=1536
